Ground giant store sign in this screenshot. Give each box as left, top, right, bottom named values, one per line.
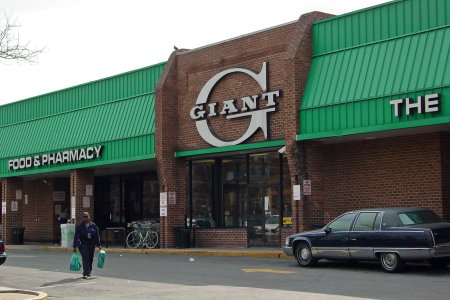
left=190, top=62, right=281, bottom=147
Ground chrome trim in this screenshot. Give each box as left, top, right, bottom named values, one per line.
left=283, top=246, right=293, bottom=256
left=431, top=242, right=450, bottom=258
left=374, top=248, right=432, bottom=260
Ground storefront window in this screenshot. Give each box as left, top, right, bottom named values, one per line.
left=191, top=161, right=214, bottom=228
left=249, top=152, right=280, bottom=186
left=282, top=155, right=292, bottom=228
left=188, top=151, right=290, bottom=236
left=222, top=156, right=247, bottom=228
left=143, top=174, right=159, bottom=220
left=94, top=172, right=159, bottom=228
left=109, top=176, right=123, bottom=224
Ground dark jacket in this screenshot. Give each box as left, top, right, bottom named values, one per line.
left=73, top=222, right=101, bottom=248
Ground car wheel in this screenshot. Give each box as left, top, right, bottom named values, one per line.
left=429, top=259, right=450, bottom=269
left=380, top=252, right=404, bottom=273
left=295, top=242, right=317, bottom=267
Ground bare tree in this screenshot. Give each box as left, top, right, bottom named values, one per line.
left=0, top=13, right=44, bottom=63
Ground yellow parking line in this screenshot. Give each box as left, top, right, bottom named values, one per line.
left=242, top=268, right=295, bottom=274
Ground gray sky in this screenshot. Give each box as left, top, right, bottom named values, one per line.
left=0, top=0, right=388, bottom=105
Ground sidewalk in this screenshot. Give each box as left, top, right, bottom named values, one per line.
left=7, top=244, right=289, bottom=259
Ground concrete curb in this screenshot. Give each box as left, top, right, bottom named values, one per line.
left=8, top=245, right=289, bottom=259
left=0, top=288, right=47, bottom=300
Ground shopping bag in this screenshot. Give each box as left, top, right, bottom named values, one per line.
left=97, top=250, right=106, bottom=268
left=70, top=252, right=81, bottom=271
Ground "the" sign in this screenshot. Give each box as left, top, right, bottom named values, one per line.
left=390, top=94, right=440, bottom=117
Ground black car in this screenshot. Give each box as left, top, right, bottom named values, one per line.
left=284, top=208, right=450, bottom=272
left=0, top=240, right=6, bottom=265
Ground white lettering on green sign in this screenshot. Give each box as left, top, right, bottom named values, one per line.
left=8, top=146, right=103, bottom=171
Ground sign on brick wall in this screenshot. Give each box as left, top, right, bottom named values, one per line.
left=303, top=180, right=311, bottom=196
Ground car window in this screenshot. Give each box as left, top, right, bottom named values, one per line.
left=397, top=210, right=442, bottom=226
left=327, top=213, right=356, bottom=232
left=353, top=212, right=379, bottom=231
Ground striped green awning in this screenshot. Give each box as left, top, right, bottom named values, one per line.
left=299, top=0, right=450, bottom=140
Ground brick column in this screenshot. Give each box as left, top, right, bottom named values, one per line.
left=155, top=51, right=188, bottom=248
left=299, top=142, right=325, bottom=231
left=2, top=177, right=24, bottom=244
left=282, top=11, right=332, bottom=233
left=70, top=169, right=94, bottom=224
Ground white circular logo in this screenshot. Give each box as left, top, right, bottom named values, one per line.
left=190, top=62, right=281, bottom=147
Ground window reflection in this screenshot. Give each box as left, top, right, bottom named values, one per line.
left=222, top=156, right=247, bottom=228
left=191, top=161, right=214, bottom=228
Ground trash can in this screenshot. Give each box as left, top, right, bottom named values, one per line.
left=11, top=228, right=25, bottom=245
left=174, top=227, right=191, bottom=248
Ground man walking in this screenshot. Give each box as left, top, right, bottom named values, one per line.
left=73, top=212, right=102, bottom=279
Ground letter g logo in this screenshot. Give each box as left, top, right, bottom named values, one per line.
left=194, top=62, right=276, bottom=147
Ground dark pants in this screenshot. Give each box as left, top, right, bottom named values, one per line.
left=79, top=244, right=95, bottom=276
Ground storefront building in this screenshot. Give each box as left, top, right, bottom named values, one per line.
left=1, top=0, right=448, bottom=248
left=1, top=64, right=165, bottom=243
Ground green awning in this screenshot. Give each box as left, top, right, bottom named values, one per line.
left=0, top=62, right=165, bottom=177
left=299, top=0, right=450, bottom=140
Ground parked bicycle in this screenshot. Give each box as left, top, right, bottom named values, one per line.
left=126, top=220, right=159, bottom=249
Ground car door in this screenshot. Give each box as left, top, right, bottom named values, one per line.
left=348, top=212, right=382, bottom=260
left=315, top=213, right=356, bottom=259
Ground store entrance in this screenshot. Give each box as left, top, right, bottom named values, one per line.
left=94, top=172, right=159, bottom=229
left=248, top=186, right=280, bottom=247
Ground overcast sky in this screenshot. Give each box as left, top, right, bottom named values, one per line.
left=0, top=0, right=388, bottom=105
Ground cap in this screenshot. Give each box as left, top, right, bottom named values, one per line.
left=81, top=212, right=90, bottom=217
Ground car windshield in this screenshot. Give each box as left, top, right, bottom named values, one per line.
left=397, top=210, right=442, bottom=226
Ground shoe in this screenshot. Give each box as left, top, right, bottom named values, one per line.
left=87, top=273, right=91, bottom=277
left=83, top=275, right=88, bottom=279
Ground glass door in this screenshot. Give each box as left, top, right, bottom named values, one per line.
left=248, top=186, right=280, bottom=247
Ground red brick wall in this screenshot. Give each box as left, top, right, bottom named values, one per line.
left=22, top=179, right=55, bottom=243
left=1, top=178, right=23, bottom=243
left=303, top=133, right=447, bottom=227
left=194, top=229, right=247, bottom=248
left=70, top=169, right=95, bottom=224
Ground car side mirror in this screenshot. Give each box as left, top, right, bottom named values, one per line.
left=324, top=227, right=331, bottom=234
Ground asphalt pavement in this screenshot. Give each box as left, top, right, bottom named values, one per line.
left=1, top=248, right=450, bottom=300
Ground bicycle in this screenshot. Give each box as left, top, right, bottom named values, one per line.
left=126, top=220, right=159, bottom=249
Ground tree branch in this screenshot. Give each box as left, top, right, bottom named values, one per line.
left=0, top=13, right=44, bottom=64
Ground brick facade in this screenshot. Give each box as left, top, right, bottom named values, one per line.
left=193, top=229, right=247, bottom=248
left=300, top=133, right=450, bottom=229
left=1, top=177, right=23, bottom=244
left=156, top=12, right=332, bottom=248
left=70, top=169, right=95, bottom=224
